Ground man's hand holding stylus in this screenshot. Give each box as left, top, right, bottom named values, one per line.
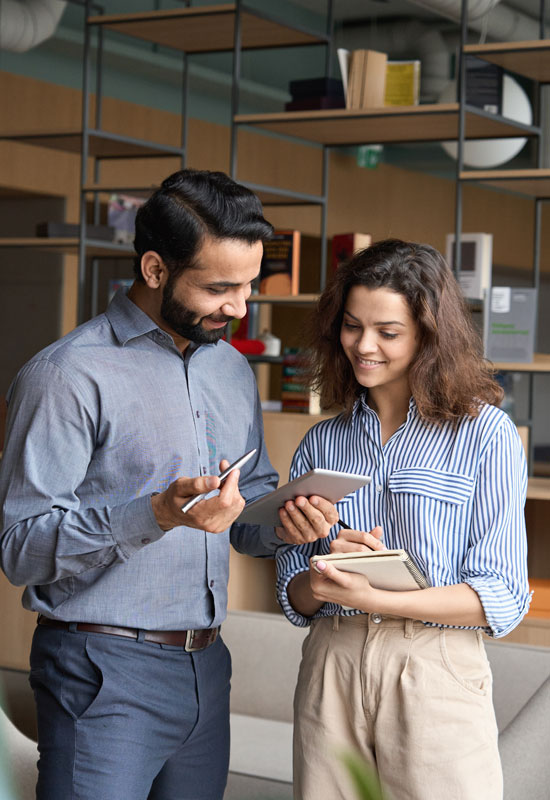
left=152, top=459, right=245, bottom=533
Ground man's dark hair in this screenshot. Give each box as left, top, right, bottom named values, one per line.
left=133, top=168, right=274, bottom=280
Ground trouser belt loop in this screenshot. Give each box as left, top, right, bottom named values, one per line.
left=404, top=618, right=414, bottom=639
left=332, top=615, right=340, bottom=632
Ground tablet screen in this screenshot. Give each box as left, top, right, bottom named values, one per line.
left=237, top=468, right=371, bottom=527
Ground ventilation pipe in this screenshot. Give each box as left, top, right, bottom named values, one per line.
left=406, top=0, right=550, bottom=42
left=0, top=0, right=67, bottom=53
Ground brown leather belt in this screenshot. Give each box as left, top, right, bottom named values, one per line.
left=37, top=615, right=218, bottom=652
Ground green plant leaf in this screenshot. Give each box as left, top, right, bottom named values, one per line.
left=340, top=750, right=385, bottom=800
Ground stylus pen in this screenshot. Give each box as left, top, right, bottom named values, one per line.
left=338, top=520, right=352, bottom=530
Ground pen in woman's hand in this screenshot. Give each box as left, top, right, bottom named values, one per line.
left=338, top=520, right=352, bottom=530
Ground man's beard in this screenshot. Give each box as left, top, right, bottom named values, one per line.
left=160, top=274, right=232, bottom=344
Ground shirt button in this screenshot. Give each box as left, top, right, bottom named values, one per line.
left=375, top=484, right=383, bottom=493
left=202, top=467, right=207, bottom=475
left=371, top=613, right=382, bottom=624
left=196, top=410, right=200, bottom=418
left=141, top=538, right=151, bottom=545
left=210, top=580, right=215, bottom=588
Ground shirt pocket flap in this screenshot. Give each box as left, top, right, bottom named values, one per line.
left=388, top=468, right=475, bottom=505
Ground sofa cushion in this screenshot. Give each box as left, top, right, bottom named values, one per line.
left=229, top=713, right=293, bottom=783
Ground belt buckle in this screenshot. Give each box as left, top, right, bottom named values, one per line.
left=185, top=629, right=205, bottom=652
left=184, top=628, right=217, bottom=652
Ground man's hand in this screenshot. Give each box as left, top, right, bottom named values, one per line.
left=275, top=495, right=339, bottom=545
left=151, top=459, right=245, bottom=533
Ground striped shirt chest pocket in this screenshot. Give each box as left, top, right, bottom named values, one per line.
left=387, top=468, right=476, bottom=553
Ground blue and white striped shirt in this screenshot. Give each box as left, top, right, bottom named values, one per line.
left=276, top=395, right=531, bottom=638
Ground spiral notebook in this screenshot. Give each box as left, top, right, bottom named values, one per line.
left=311, top=549, right=430, bottom=592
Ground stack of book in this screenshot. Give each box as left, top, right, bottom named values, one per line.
left=281, top=349, right=321, bottom=415
left=285, top=77, right=345, bottom=111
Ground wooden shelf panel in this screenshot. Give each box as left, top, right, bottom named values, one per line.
left=0, top=238, right=133, bottom=258
left=0, top=130, right=181, bottom=158
left=464, top=40, right=550, bottom=83
left=461, top=168, right=550, bottom=198
left=527, top=477, right=550, bottom=501
left=88, top=4, right=326, bottom=53
left=493, top=354, right=550, bottom=373
left=235, top=104, right=538, bottom=146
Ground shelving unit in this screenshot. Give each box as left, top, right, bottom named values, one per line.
left=229, top=1, right=550, bottom=643
left=1, top=1, right=549, bottom=647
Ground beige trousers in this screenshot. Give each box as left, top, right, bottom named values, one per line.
left=293, top=614, right=502, bottom=800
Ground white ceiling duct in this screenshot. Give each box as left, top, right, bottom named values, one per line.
left=0, top=0, right=67, bottom=53
left=407, top=0, right=550, bottom=41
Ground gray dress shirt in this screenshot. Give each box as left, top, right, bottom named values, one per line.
left=0, top=290, right=280, bottom=630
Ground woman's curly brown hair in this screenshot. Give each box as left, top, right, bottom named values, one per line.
left=306, top=238, right=503, bottom=423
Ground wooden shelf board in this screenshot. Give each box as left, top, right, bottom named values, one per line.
left=235, top=105, right=537, bottom=146
left=247, top=294, right=318, bottom=304
left=464, top=40, right=550, bottom=83
left=527, top=477, right=550, bottom=501
left=88, top=4, right=325, bottom=53
left=0, top=130, right=181, bottom=158
left=492, top=354, right=550, bottom=373
left=0, top=238, right=133, bottom=258
left=461, top=168, right=550, bottom=198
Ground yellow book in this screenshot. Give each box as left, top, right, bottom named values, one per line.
left=384, top=60, right=420, bottom=106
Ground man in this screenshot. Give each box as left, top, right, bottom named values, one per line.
left=0, top=169, right=336, bottom=799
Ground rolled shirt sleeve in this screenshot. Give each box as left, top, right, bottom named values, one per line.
left=461, top=417, right=531, bottom=637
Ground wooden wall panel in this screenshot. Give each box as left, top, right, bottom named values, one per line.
left=1, top=70, right=549, bottom=666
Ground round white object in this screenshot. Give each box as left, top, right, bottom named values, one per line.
left=439, top=74, right=532, bottom=167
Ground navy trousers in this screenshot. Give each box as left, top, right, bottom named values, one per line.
left=29, top=623, right=231, bottom=800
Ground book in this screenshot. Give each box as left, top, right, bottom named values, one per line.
left=281, top=348, right=320, bottom=414
left=36, top=221, right=115, bottom=241
left=288, top=77, right=345, bottom=100
left=361, top=49, right=388, bottom=109
left=384, top=60, right=420, bottom=106
left=337, top=48, right=351, bottom=101
left=331, top=232, right=372, bottom=273
left=285, top=95, right=345, bottom=111
left=346, top=49, right=387, bottom=110
left=485, top=287, right=537, bottom=364
left=260, top=230, right=300, bottom=295
left=311, top=549, right=430, bottom=592
left=465, top=55, right=503, bottom=115
left=445, top=232, right=492, bottom=302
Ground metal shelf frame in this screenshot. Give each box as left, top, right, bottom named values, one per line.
left=454, top=0, right=548, bottom=475
left=230, top=0, right=335, bottom=294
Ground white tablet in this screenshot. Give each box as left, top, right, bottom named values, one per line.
left=237, top=469, right=371, bottom=527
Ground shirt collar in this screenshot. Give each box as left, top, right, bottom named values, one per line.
left=352, top=392, right=418, bottom=427
left=105, top=288, right=158, bottom=346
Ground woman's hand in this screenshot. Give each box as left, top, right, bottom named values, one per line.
left=330, top=525, right=385, bottom=553
left=309, top=557, right=380, bottom=612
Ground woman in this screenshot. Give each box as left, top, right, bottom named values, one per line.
left=276, top=239, right=530, bottom=800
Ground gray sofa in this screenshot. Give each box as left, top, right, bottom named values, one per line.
left=2, top=611, right=549, bottom=799
left=222, top=610, right=550, bottom=800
